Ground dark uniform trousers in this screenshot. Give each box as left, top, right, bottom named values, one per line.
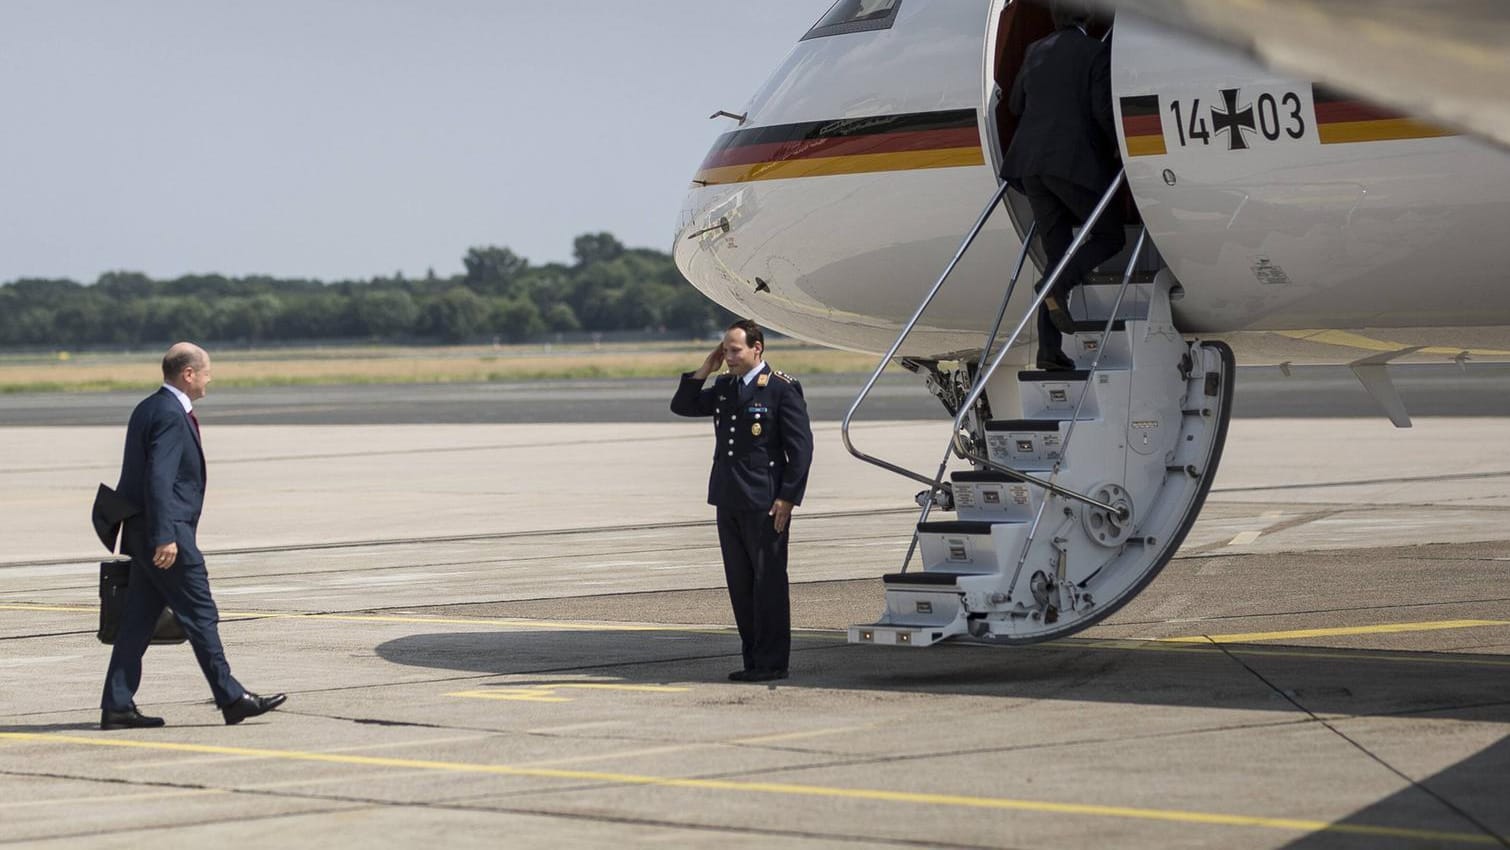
left=1000, top=27, right=1124, bottom=360
left=671, top=365, right=813, bottom=675
left=102, top=524, right=243, bottom=711
left=716, top=508, right=791, bottom=672
left=1024, top=173, right=1125, bottom=357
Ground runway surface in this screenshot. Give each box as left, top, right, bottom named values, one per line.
left=4, top=363, right=1510, bottom=425
left=2, top=400, right=1508, bottom=847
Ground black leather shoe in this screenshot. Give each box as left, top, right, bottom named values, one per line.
left=222, top=691, right=287, bottom=725
left=101, top=706, right=165, bottom=730
left=728, top=669, right=755, bottom=681
left=1042, top=295, right=1076, bottom=334
left=1035, top=350, right=1077, bottom=372
left=736, top=669, right=788, bottom=683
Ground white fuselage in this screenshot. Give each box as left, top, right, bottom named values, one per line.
left=674, top=1, right=1510, bottom=358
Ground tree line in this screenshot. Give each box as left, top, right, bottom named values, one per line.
left=0, top=233, right=735, bottom=347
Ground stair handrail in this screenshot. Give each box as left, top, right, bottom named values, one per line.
left=905, top=218, right=1037, bottom=570
left=1004, top=228, right=1149, bottom=596
left=1057, top=228, right=1148, bottom=464
left=840, top=180, right=1013, bottom=491
left=912, top=169, right=1132, bottom=524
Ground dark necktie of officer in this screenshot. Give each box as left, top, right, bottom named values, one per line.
left=188, top=409, right=201, bottom=441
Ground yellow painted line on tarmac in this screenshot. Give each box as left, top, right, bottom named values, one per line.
left=0, top=733, right=1495, bottom=846
left=1072, top=638, right=1510, bottom=668
left=0, top=604, right=96, bottom=613
left=127, top=732, right=495, bottom=770
left=1156, top=620, right=1510, bottom=644
left=448, top=683, right=690, bottom=704
left=1226, top=531, right=1262, bottom=546
left=0, top=603, right=266, bottom=622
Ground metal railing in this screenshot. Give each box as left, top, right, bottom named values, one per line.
left=839, top=180, right=1013, bottom=492
left=1003, top=228, right=1147, bottom=594
left=841, top=168, right=1133, bottom=569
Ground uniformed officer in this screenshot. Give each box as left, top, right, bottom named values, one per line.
left=671, top=320, right=813, bottom=682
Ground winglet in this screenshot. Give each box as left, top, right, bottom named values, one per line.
left=1348, top=346, right=1423, bottom=428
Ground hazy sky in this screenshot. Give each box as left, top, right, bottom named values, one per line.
left=0, top=1, right=824, bottom=282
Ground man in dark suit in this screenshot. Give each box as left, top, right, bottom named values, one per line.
left=1001, top=0, right=1124, bottom=371
left=671, top=321, right=813, bottom=683
left=100, top=342, right=286, bottom=729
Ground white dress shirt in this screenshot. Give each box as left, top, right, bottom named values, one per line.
left=741, top=361, right=768, bottom=386
left=161, top=383, right=193, bottom=413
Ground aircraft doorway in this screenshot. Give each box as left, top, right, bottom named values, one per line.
left=988, top=1, right=1149, bottom=278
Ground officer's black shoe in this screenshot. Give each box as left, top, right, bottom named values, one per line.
left=101, top=706, right=165, bottom=730
left=731, top=669, right=788, bottom=683
left=1042, top=295, right=1076, bottom=334
left=222, top=691, right=287, bottom=725
left=1035, top=350, right=1077, bottom=372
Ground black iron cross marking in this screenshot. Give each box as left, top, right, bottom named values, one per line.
left=1211, top=88, right=1256, bottom=151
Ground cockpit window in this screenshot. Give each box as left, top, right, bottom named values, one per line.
left=801, top=0, right=902, bottom=41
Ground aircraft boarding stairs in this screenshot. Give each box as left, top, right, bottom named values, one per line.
left=842, top=171, right=1236, bottom=646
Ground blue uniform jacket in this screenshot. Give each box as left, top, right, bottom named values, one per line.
left=671, top=365, right=814, bottom=511
left=116, top=387, right=208, bottom=565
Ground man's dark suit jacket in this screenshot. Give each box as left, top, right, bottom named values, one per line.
left=670, top=366, right=813, bottom=512
left=1000, top=27, right=1117, bottom=192
left=116, top=387, right=207, bottom=566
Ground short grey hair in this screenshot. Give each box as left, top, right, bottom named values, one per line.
left=161, top=344, right=207, bottom=380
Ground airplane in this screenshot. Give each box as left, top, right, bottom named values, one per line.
left=672, top=0, right=1510, bottom=648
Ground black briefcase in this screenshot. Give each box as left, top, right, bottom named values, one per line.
left=98, top=560, right=188, bottom=645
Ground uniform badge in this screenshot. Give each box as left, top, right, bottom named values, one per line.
left=751, top=423, right=763, bottom=437
left=757, top=373, right=770, bottom=387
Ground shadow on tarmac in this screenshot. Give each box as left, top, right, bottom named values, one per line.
left=374, top=628, right=1510, bottom=844
left=0, top=722, right=104, bottom=734
left=373, top=628, right=1510, bottom=721
left=1280, top=735, right=1510, bottom=850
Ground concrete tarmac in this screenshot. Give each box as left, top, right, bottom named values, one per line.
left=1, top=410, right=1508, bottom=848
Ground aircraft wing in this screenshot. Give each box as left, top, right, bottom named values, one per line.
left=1092, top=0, right=1510, bottom=149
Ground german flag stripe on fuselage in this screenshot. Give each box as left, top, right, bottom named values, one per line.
left=1312, top=87, right=1455, bottom=144
left=1118, top=95, right=1166, bottom=157
left=693, top=109, right=984, bottom=186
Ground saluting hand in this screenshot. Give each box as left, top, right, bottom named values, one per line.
left=693, top=345, right=725, bottom=380
left=152, top=542, right=178, bottom=570
left=770, top=499, right=794, bottom=534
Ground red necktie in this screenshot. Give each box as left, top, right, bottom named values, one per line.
left=188, top=410, right=202, bottom=441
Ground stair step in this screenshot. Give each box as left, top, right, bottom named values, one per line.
left=917, top=520, right=998, bottom=535
left=1068, top=319, right=1127, bottom=334
left=882, top=571, right=979, bottom=586
left=983, top=418, right=1068, bottom=469
left=984, top=419, right=1064, bottom=432
left=849, top=623, right=961, bottom=647
left=1018, top=369, right=1090, bottom=382
left=953, top=469, right=1032, bottom=483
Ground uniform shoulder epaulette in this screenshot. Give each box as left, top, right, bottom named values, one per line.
left=773, top=370, right=796, bottom=383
